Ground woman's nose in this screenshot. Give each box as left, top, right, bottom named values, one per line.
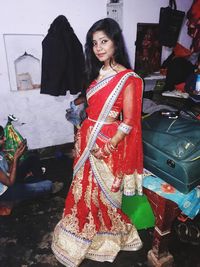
left=96, top=43, right=103, bottom=51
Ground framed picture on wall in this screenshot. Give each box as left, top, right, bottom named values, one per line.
left=134, top=23, right=162, bottom=78
left=4, top=34, right=44, bottom=91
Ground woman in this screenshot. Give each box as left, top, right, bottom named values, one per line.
left=52, top=18, right=144, bottom=267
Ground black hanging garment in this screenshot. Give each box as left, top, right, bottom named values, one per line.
left=158, top=0, right=185, bottom=47
left=40, top=15, right=85, bottom=96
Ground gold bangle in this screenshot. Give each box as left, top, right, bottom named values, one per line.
left=103, top=143, right=111, bottom=155
left=103, top=141, right=117, bottom=155
left=109, top=142, right=117, bottom=151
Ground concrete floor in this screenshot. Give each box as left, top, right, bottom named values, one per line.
left=0, top=155, right=199, bottom=267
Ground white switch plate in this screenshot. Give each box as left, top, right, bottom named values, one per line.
left=107, top=2, right=123, bottom=29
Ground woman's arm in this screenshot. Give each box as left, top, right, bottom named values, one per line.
left=110, top=80, right=136, bottom=148
left=92, top=79, right=140, bottom=159
left=0, top=142, right=26, bottom=186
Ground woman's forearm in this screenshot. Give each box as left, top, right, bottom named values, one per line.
left=109, top=80, right=136, bottom=148
left=110, top=130, right=126, bottom=148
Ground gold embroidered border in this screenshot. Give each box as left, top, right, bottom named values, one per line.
left=89, top=154, right=122, bottom=208
left=123, top=172, right=143, bottom=196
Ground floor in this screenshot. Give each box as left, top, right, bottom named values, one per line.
left=0, top=155, right=199, bottom=267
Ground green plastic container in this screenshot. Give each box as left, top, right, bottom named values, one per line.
left=122, top=194, right=155, bottom=230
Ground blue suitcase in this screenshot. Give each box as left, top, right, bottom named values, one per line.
left=142, top=112, right=200, bottom=193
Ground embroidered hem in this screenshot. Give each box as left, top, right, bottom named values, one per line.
left=52, top=222, right=142, bottom=267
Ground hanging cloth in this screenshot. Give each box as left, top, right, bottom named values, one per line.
left=187, top=0, right=200, bottom=52
left=40, top=15, right=85, bottom=96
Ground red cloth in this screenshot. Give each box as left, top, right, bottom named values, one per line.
left=64, top=69, right=144, bottom=224
left=52, top=70, right=144, bottom=266
left=173, top=43, right=191, bottom=58
left=187, top=0, right=200, bottom=22
left=187, top=0, right=200, bottom=52
left=175, top=82, right=186, bottom=92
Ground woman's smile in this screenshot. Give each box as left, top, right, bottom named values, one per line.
left=92, top=30, right=115, bottom=65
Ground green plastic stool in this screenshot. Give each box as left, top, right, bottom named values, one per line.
left=122, top=194, right=155, bottom=230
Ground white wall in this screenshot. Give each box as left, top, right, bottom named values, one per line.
left=0, top=0, right=107, bottom=149
left=0, top=0, right=192, bottom=149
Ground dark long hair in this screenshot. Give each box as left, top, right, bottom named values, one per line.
left=0, top=126, right=4, bottom=138
left=0, top=126, right=4, bottom=150
left=85, top=18, right=131, bottom=86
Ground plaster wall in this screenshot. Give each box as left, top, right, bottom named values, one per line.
left=0, top=0, right=192, bottom=149
left=0, top=0, right=107, bottom=149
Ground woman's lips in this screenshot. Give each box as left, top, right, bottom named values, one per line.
left=97, top=53, right=105, bottom=58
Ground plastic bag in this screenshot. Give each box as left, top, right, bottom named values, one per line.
left=122, top=195, right=155, bottom=230
left=65, top=101, right=87, bottom=128
left=4, top=115, right=27, bottom=162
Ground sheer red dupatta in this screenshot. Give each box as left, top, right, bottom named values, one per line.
left=123, top=75, right=143, bottom=175
left=73, top=71, right=142, bottom=176
left=88, top=71, right=144, bottom=196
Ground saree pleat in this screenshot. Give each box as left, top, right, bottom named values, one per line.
left=52, top=70, right=143, bottom=267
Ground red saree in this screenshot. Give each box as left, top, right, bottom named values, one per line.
left=52, top=70, right=144, bottom=267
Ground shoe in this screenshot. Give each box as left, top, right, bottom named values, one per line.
left=162, top=90, right=189, bottom=99
left=52, top=182, right=64, bottom=194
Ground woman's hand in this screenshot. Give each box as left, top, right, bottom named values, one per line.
left=91, top=141, right=117, bottom=159
left=91, top=148, right=106, bottom=159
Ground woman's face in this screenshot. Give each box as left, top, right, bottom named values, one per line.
left=92, top=30, right=115, bottom=65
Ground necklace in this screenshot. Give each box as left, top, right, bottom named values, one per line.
left=98, top=65, right=118, bottom=80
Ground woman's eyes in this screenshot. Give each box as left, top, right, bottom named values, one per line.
left=101, top=39, right=108, bottom=44
left=93, top=39, right=108, bottom=46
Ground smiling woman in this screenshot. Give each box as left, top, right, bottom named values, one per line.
left=92, top=30, right=116, bottom=64
left=52, top=18, right=144, bottom=267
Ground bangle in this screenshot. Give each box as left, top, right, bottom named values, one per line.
left=103, top=143, right=111, bottom=155
left=108, top=142, right=117, bottom=151
left=100, top=148, right=110, bottom=158
left=103, top=141, right=117, bottom=155
left=118, top=122, right=132, bottom=134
